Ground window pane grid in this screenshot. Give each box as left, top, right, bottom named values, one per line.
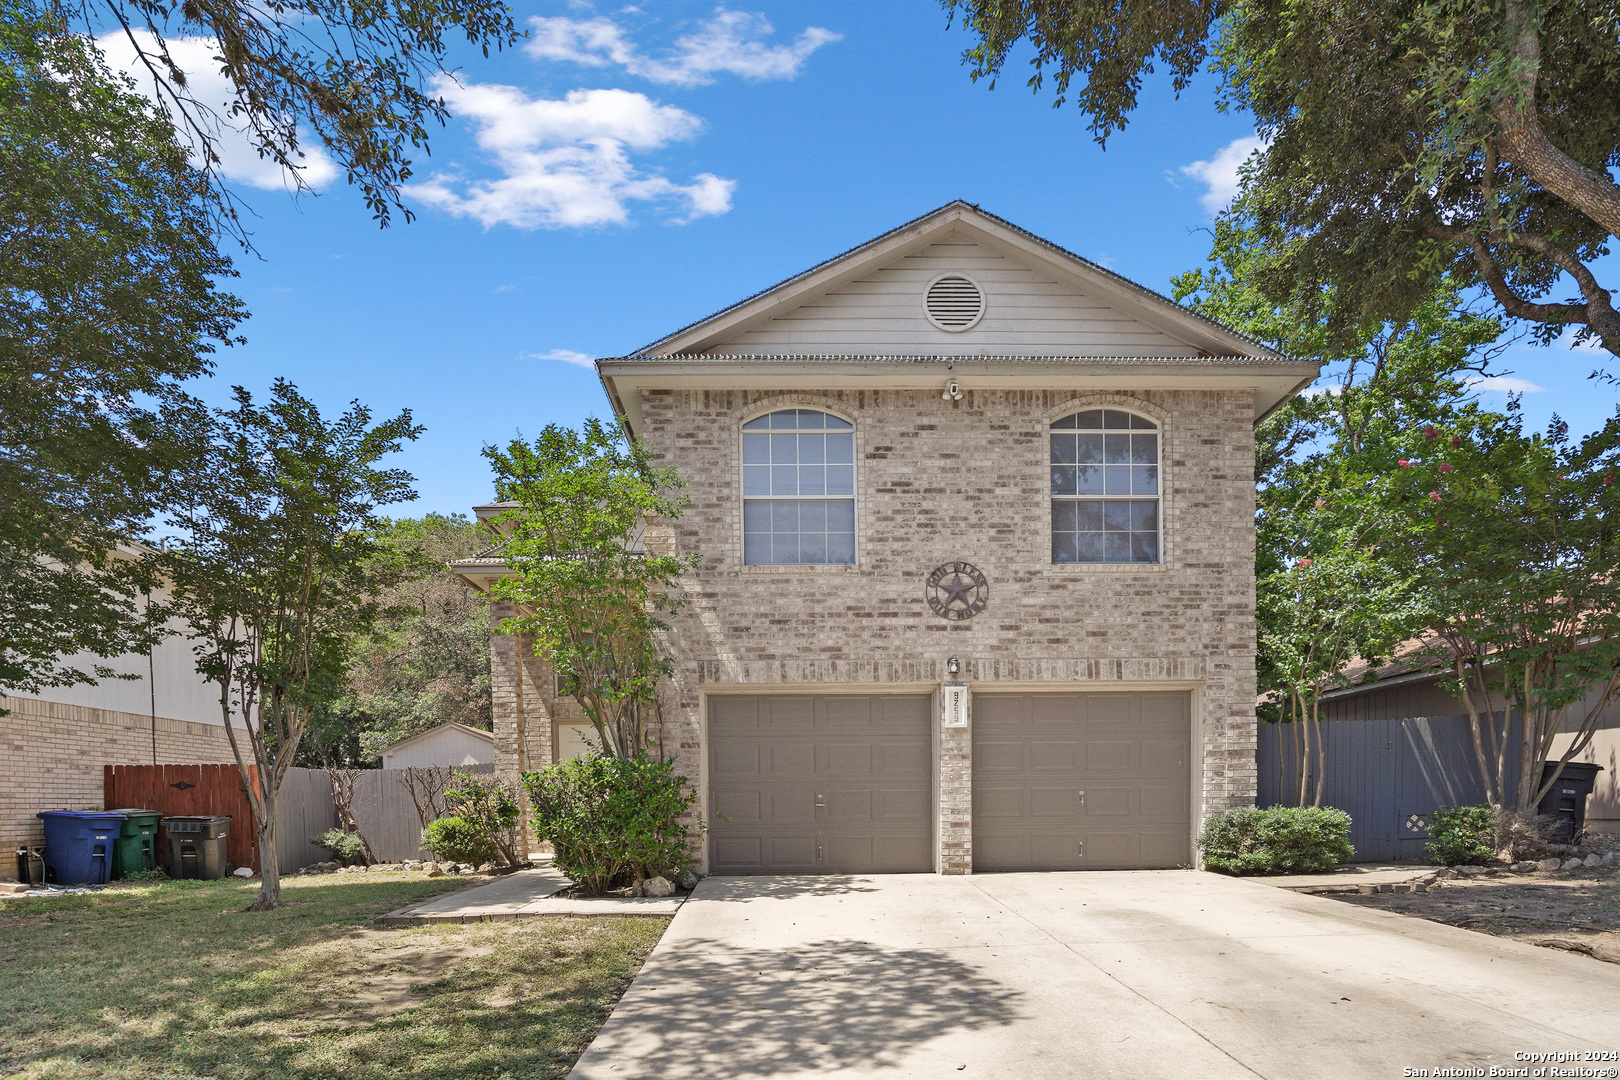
left=743, top=409, right=856, bottom=566
left=1050, top=410, right=1160, bottom=565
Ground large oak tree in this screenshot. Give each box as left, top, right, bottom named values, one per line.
left=944, top=0, right=1620, bottom=356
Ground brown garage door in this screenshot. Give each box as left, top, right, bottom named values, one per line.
left=973, top=692, right=1190, bottom=871
left=709, top=694, right=932, bottom=874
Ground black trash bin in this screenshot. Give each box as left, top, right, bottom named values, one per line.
left=1536, top=761, right=1605, bottom=843
left=162, top=815, right=232, bottom=880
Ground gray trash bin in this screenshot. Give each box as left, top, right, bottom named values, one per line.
left=162, top=815, right=232, bottom=880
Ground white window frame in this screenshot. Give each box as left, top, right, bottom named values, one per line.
left=738, top=405, right=860, bottom=568
left=1048, top=406, right=1163, bottom=566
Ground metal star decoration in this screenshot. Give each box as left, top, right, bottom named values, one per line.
left=925, top=561, right=989, bottom=621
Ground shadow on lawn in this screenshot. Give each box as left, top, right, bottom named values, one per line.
left=573, top=936, right=1024, bottom=1078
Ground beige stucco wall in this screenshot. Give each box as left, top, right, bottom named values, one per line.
left=490, top=385, right=1260, bottom=874
left=1, top=694, right=236, bottom=878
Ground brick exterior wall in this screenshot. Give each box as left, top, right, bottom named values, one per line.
left=490, top=386, right=1260, bottom=873
left=1, top=695, right=236, bottom=878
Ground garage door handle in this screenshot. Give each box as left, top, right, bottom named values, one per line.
left=1077, top=790, right=1084, bottom=807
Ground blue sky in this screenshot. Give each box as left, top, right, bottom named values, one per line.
left=110, top=2, right=1619, bottom=517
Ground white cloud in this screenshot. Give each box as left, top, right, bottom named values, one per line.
left=1464, top=375, right=1546, bottom=394
left=528, top=349, right=595, bottom=368
left=408, top=79, right=735, bottom=229
left=93, top=29, right=337, bottom=190
left=1180, top=135, right=1268, bottom=215
left=1557, top=325, right=1607, bottom=352
left=526, top=8, right=839, bottom=87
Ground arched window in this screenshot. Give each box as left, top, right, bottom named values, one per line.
left=741, top=408, right=856, bottom=565
left=1050, top=408, right=1160, bottom=563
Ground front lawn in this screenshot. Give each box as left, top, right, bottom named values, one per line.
left=0, top=872, right=668, bottom=1079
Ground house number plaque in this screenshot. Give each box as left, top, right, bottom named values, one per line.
left=925, top=561, right=988, bottom=621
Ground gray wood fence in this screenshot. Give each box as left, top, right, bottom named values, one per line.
left=1257, top=714, right=1522, bottom=862
left=269, top=764, right=497, bottom=869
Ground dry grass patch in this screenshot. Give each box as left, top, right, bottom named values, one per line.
left=0, top=872, right=668, bottom=1079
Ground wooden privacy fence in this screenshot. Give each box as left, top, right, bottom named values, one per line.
left=105, top=762, right=499, bottom=870
left=1257, top=713, right=1522, bottom=862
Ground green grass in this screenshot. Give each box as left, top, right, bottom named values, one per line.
left=0, top=873, right=669, bottom=1080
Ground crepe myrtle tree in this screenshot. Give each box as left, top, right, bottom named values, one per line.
left=482, top=419, right=697, bottom=762
left=1381, top=404, right=1620, bottom=814
left=943, top=0, right=1620, bottom=356
left=160, top=380, right=420, bottom=909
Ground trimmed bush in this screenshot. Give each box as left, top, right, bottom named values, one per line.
left=444, top=772, right=522, bottom=866
left=523, top=754, right=703, bottom=894
left=311, top=828, right=369, bottom=866
left=1197, top=805, right=1355, bottom=875
left=1426, top=805, right=1495, bottom=866
left=421, top=816, right=500, bottom=865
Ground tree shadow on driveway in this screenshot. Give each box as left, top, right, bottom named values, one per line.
left=577, top=936, right=1024, bottom=1078
left=698, top=875, right=882, bottom=901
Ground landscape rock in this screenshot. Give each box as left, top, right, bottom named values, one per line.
left=1455, top=865, right=1488, bottom=876
left=1537, top=858, right=1563, bottom=871
left=231, top=867, right=254, bottom=878
left=427, top=869, right=443, bottom=877
left=1602, top=852, right=1616, bottom=866
left=639, top=876, right=674, bottom=897
left=1430, top=868, right=1454, bottom=880
left=440, top=862, right=460, bottom=874
left=1511, top=861, right=1537, bottom=873
left=1584, top=853, right=1603, bottom=867
left=680, top=871, right=699, bottom=890
left=476, top=863, right=494, bottom=874
left=1562, top=858, right=1585, bottom=870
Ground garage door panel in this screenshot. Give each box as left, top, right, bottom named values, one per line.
left=877, top=742, right=929, bottom=775
left=1085, top=786, right=1134, bottom=817
left=974, top=692, right=1191, bottom=871
left=1085, top=741, right=1133, bottom=769
left=976, top=741, right=1025, bottom=773
left=711, top=742, right=762, bottom=776
left=710, top=694, right=932, bottom=874
left=824, top=742, right=874, bottom=775
left=1030, top=787, right=1078, bottom=817
left=714, top=790, right=762, bottom=823
left=975, top=787, right=1024, bottom=819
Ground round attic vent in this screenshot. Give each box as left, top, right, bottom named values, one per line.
left=924, top=274, right=985, bottom=332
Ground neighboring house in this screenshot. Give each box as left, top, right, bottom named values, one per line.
left=1296, top=655, right=1620, bottom=838
left=1, top=579, right=235, bottom=879
left=453, top=202, right=1320, bottom=875
left=379, top=722, right=496, bottom=769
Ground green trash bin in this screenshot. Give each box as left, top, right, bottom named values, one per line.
left=109, top=809, right=162, bottom=879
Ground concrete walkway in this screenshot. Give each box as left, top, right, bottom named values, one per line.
left=567, top=871, right=1620, bottom=1079
left=1244, top=863, right=1439, bottom=894
left=377, top=866, right=684, bottom=924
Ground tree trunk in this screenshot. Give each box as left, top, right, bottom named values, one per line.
left=250, top=793, right=283, bottom=910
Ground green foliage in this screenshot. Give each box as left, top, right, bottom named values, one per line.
left=0, top=0, right=243, bottom=705
left=420, top=816, right=500, bottom=866
left=1370, top=405, right=1620, bottom=811
left=310, top=828, right=369, bottom=866
left=1425, top=806, right=1497, bottom=866
left=60, top=0, right=517, bottom=240
left=297, top=514, right=494, bottom=766
left=159, top=380, right=421, bottom=908
left=523, top=755, right=703, bottom=894
left=126, top=868, right=170, bottom=883
left=443, top=772, right=521, bottom=866
left=1197, top=806, right=1355, bottom=875
left=484, top=419, right=697, bottom=759
left=944, top=0, right=1620, bottom=355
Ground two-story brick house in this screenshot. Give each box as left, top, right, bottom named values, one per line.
left=454, top=202, right=1319, bottom=875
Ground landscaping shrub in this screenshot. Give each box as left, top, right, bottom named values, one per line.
left=1197, top=805, right=1355, bottom=875
left=1426, top=805, right=1496, bottom=866
left=444, top=772, right=522, bottom=866
left=421, top=816, right=500, bottom=865
left=310, top=828, right=369, bottom=866
left=523, top=754, right=703, bottom=894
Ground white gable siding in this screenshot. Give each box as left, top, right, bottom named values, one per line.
left=705, top=237, right=1202, bottom=357
left=381, top=726, right=495, bottom=769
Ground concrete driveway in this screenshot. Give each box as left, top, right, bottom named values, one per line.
left=567, top=871, right=1620, bottom=1079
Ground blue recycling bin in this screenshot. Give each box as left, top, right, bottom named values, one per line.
left=36, top=811, right=127, bottom=885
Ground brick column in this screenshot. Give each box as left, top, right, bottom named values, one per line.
left=489, top=599, right=551, bottom=857
left=937, top=680, right=972, bottom=874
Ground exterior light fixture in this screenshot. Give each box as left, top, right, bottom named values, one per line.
left=946, top=656, right=961, bottom=675
left=941, top=379, right=963, bottom=402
